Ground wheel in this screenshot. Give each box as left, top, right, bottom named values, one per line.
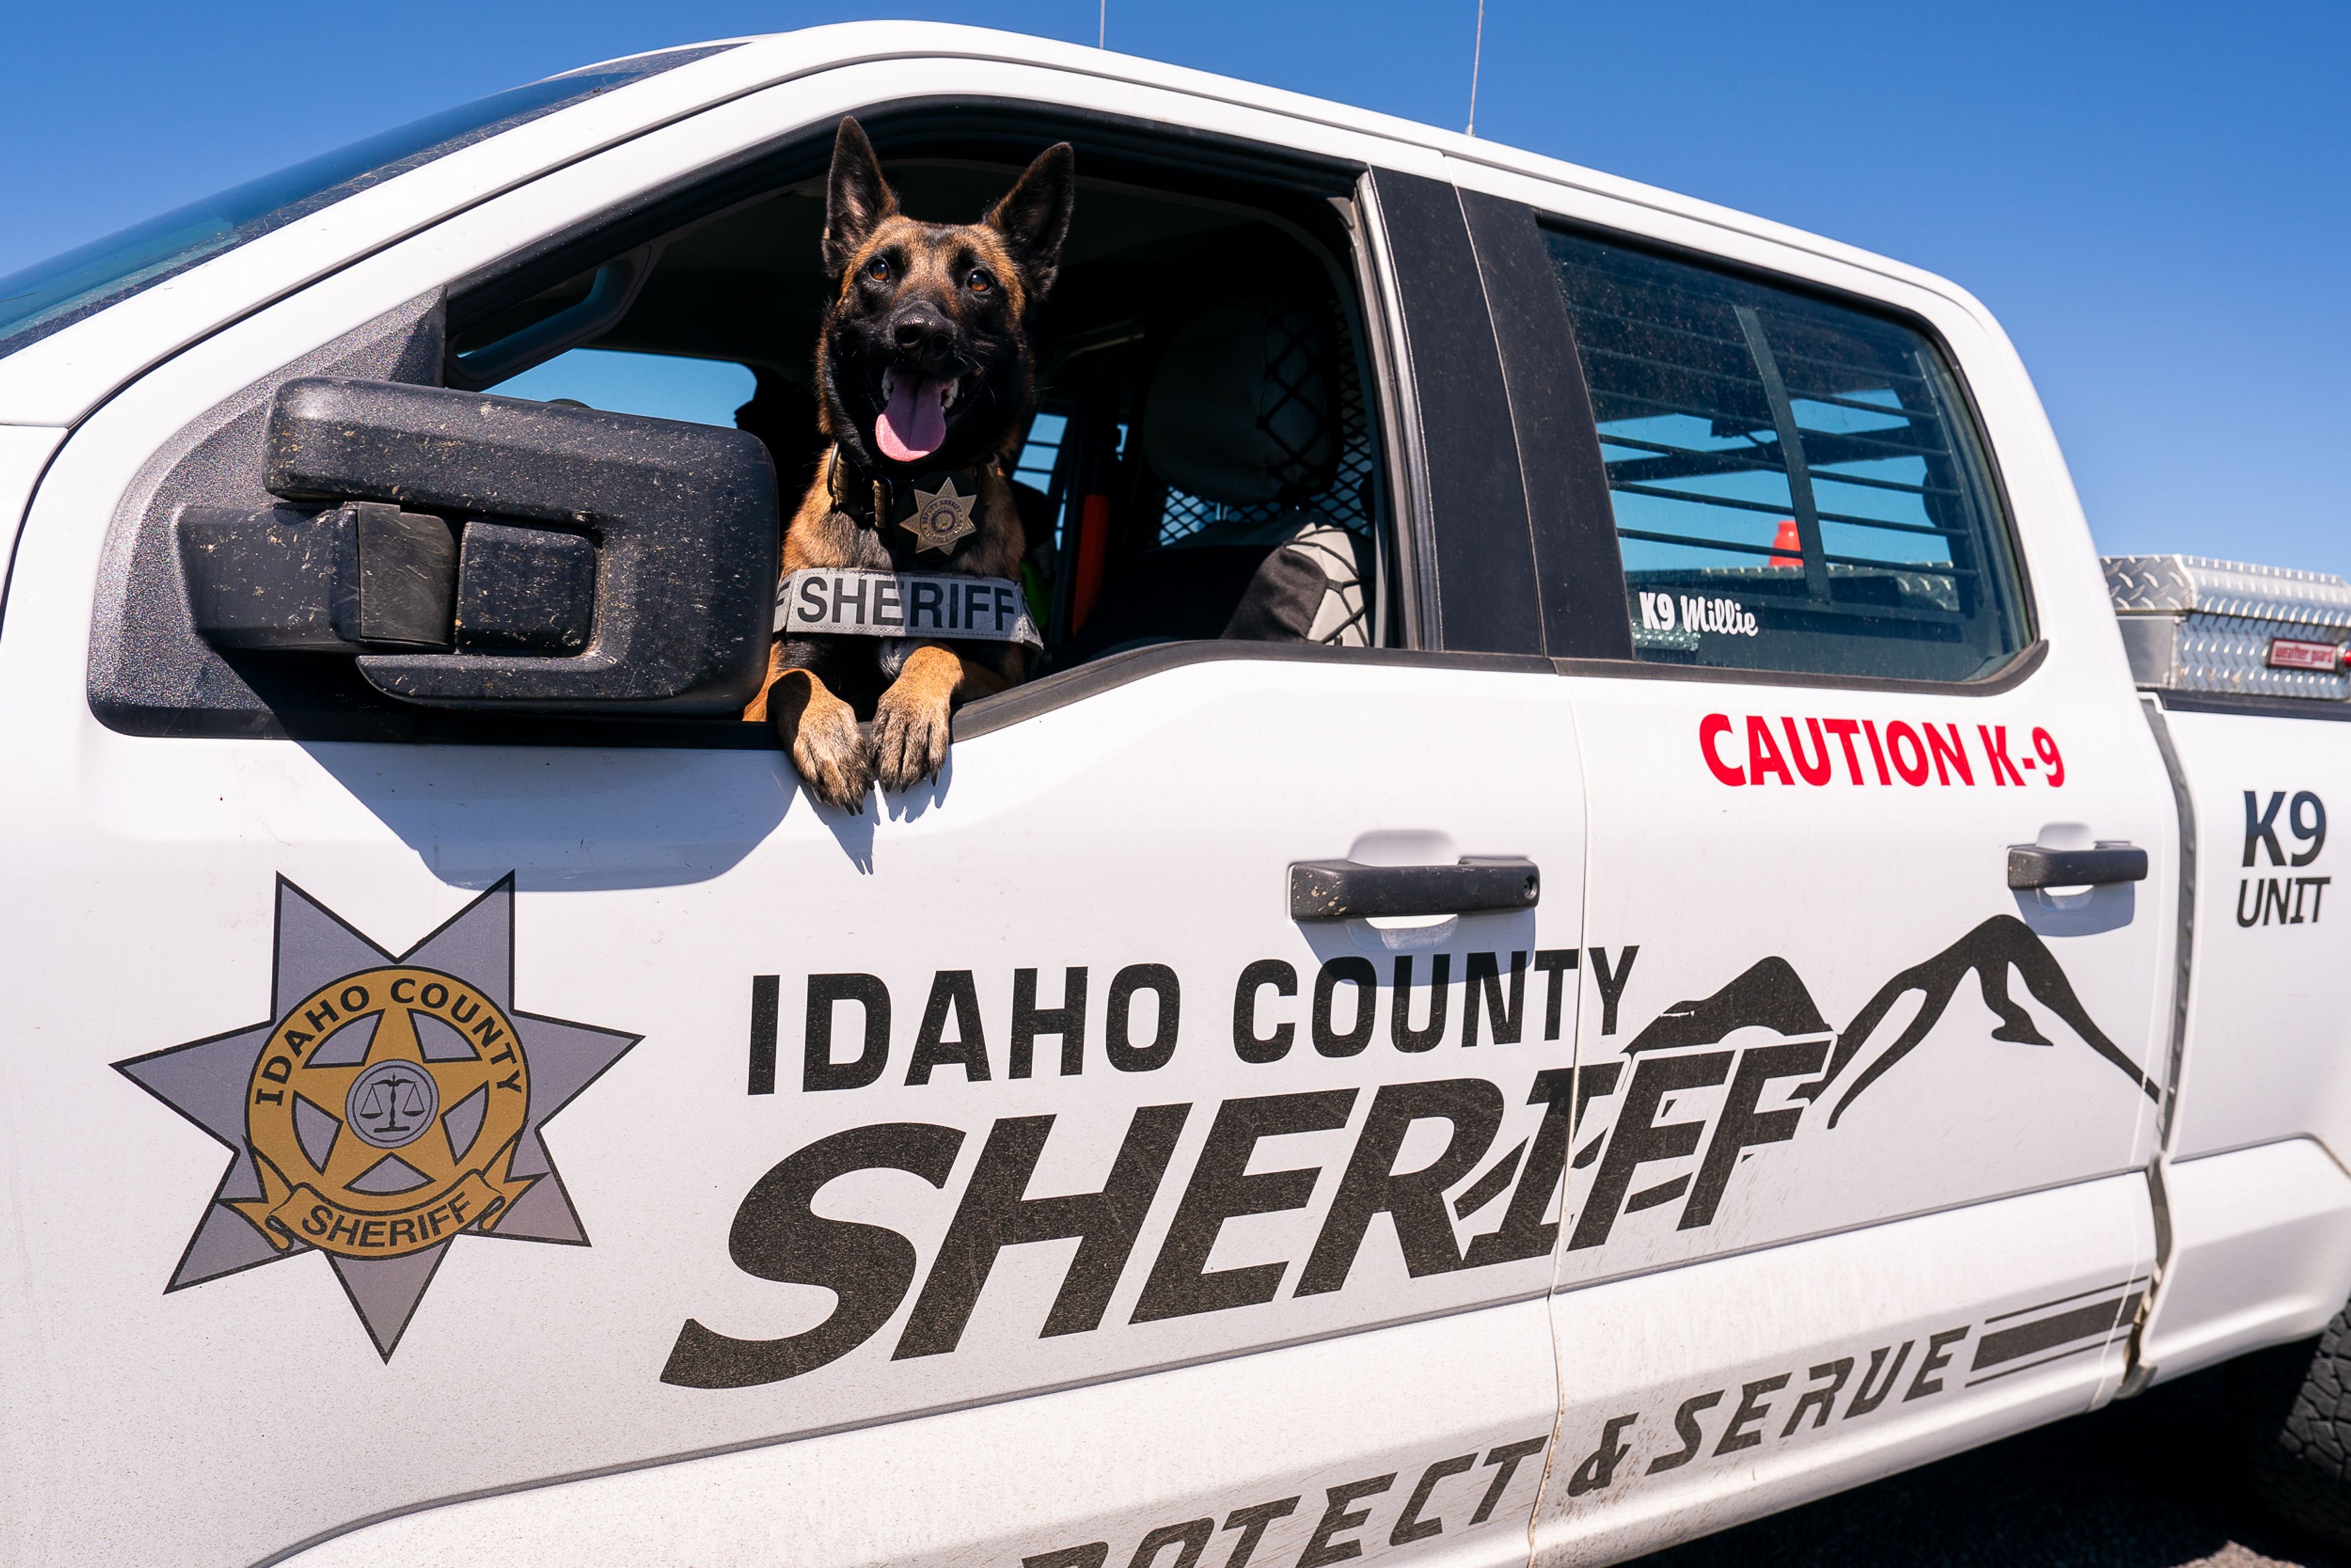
left=2229, top=1302, right=2351, bottom=1551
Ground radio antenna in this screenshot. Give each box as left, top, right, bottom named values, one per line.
left=1099, top=0, right=1107, bottom=48
left=1466, top=0, right=1486, bottom=135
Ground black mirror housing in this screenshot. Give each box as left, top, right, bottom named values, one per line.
left=239, top=377, right=778, bottom=714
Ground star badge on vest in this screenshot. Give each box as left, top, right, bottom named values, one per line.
left=904, top=475, right=979, bottom=554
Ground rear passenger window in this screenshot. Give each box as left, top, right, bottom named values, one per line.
left=1544, top=228, right=2028, bottom=682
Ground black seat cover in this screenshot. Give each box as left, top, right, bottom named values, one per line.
left=1070, top=296, right=1366, bottom=658
left=1141, top=296, right=1336, bottom=507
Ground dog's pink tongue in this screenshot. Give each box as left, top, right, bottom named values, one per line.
left=876, top=376, right=949, bottom=462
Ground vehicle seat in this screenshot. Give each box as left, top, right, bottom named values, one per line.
left=1065, top=296, right=1369, bottom=658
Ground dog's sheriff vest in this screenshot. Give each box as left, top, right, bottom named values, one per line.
left=776, top=567, right=1043, bottom=647
left=778, top=450, right=1040, bottom=650
left=823, top=449, right=1000, bottom=563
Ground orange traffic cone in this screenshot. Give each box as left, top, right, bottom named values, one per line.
left=1769, top=518, right=1802, bottom=568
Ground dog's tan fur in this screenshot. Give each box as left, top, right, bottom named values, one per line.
left=751, top=119, right=1071, bottom=809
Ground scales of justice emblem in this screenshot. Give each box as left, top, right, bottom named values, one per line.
left=117, top=876, right=637, bottom=1359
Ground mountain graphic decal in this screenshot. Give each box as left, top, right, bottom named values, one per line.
left=1805, top=914, right=2158, bottom=1126
left=1622, top=955, right=1830, bottom=1056
left=1621, top=915, right=2156, bottom=1127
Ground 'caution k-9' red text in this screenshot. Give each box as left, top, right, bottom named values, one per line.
left=1699, top=715, right=2064, bottom=788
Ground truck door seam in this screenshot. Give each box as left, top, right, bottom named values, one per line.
left=2117, top=696, right=2197, bottom=1395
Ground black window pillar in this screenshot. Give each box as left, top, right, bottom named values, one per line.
left=1365, top=170, right=1545, bottom=656
left=1454, top=190, right=1633, bottom=661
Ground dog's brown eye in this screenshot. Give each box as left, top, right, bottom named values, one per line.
left=864, top=257, right=890, bottom=283
left=967, top=268, right=994, bottom=294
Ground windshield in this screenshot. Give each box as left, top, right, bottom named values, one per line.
left=0, top=43, right=737, bottom=361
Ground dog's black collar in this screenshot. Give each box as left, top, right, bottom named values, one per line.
left=827, top=449, right=1000, bottom=544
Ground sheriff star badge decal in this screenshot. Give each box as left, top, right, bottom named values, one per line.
left=903, top=475, right=979, bottom=554
left=115, top=876, right=638, bottom=1359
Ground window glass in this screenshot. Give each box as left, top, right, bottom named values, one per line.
left=0, top=45, right=735, bottom=361
left=1012, top=412, right=1068, bottom=496
left=1544, top=229, right=2027, bottom=681
left=489, top=348, right=756, bottom=429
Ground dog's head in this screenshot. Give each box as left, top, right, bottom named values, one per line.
left=815, top=118, right=1074, bottom=475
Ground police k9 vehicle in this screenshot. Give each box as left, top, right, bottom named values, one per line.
left=5, top=23, right=2351, bottom=1568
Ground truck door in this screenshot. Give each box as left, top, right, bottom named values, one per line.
left=1448, top=189, right=2178, bottom=1559
left=0, top=87, right=1583, bottom=1568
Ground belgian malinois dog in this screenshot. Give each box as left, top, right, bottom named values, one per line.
left=748, top=118, right=1074, bottom=810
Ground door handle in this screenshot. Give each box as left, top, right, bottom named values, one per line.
left=1289, top=858, right=1540, bottom=920
left=2007, top=842, right=2148, bottom=890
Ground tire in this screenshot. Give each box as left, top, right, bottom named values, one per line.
left=2229, top=1302, right=2351, bottom=1551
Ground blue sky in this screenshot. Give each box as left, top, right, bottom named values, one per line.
left=5, top=2, right=2344, bottom=574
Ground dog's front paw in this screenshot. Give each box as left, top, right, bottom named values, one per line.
left=770, top=674, right=871, bottom=811
left=796, top=718, right=874, bottom=811
left=872, top=679, right=953, bottom=791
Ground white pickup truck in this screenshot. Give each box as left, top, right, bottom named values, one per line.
left=6, top=24, right=2351, bottom=1568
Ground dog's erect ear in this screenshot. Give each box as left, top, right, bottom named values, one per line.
left=983, top=143, right=1076, bottom=301
left=824, top=117, right=899, bottom=277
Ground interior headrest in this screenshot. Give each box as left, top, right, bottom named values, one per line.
left=1142, top=297, right=1337, bottom=508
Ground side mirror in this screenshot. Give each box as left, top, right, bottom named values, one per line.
left=176, top=377, right=777, bottom=715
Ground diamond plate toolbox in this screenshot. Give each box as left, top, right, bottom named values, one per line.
left=2102, top=553, right=2351, bottom=700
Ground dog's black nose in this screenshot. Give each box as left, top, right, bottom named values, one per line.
left=892, top=309, right=954, bottom=354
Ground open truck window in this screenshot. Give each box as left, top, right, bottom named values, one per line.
left=86, top=108, right=1395, bottom=745
left=451, top=126, right=1390, bottom=689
